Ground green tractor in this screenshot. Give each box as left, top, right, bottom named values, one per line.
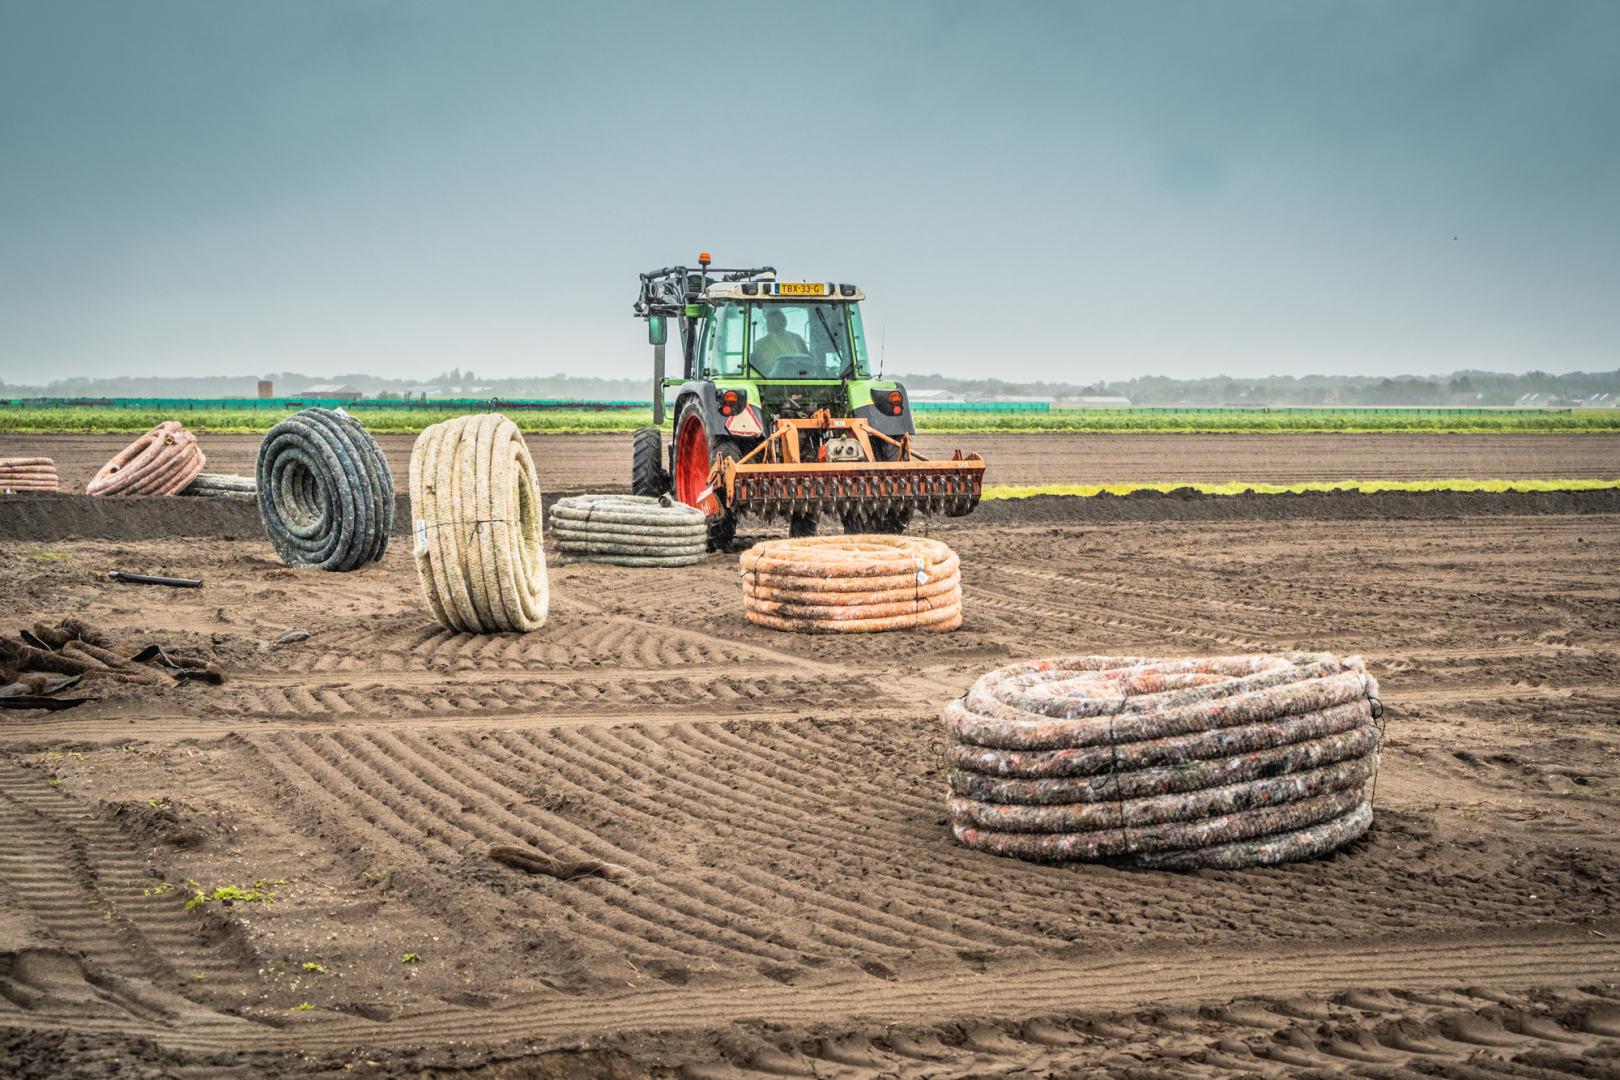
left=631, top=255, right=984, bottom=550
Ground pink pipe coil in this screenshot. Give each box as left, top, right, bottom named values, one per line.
left=86, top=422, right=206, bottom=497
left=944, top=653, right=1383, bottom=869
left=740, top=535, right=962, bottom=633
left=0, top=457, right=60, bottom=492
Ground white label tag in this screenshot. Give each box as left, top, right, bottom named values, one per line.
left=915, top=570, right=929, bottom=585
left=415, top=519, right=429, bottom=555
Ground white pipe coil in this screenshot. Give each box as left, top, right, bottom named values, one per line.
left=410, top=413, right=549, bottom=633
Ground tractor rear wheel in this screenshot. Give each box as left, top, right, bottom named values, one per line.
left=706, top=435, right=742, bottom=551
left=631, top=428, right=670, bottom=497
left=674, top=410, right=741, bottom=552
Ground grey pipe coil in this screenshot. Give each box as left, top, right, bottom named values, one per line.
left=256, top=408, right=393, bottom=571
left=549, top=494, right=708, bottom=567
left=180, top=473, right=256, bottom=498
left=944, top=653, right=1382, bottom=869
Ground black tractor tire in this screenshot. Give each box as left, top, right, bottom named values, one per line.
left=708, top=512, right=737, bottom=552
left=840, top=436, right=910, bottom=534
left=841, top=507, right=912, bottom=535
left=788, top=513, right=818, bottom=538
left=707, top=435, right=743, bottom=553
left=631, top=427, right=670, bottom=497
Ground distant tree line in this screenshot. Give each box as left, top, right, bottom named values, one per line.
left=901, top=369, right=1620, bottom=407
left=3, top=367, right=1617, bottom=407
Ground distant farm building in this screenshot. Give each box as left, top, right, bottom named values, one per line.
left=298, top=384, right=363, bottom=400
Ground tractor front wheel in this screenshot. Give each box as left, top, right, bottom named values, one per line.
left=631, top=427, right=670, bottom=497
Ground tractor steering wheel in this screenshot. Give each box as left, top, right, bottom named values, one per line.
left=768, top=352, right=815, bottom=378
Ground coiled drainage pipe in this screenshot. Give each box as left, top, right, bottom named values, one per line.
left=181, top=473, right=256, bottom=498
left=256, top=408, right=393, bottom=571
left=87, top=422, right=205, bottom=496
left=549, top=494, right=708, bottom=567
left=945, top=653, right=1381, bottom=869
left=741, top=536, right=962, bottom=633
left=410, top=413, right=548, bottom=633
left=0, top=458, right=59, bottom=492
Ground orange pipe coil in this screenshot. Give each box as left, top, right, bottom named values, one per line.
left=86, top=421, right=206, bottom=497
left=740, top=535, right=961, bottom=633
left=0, top=457, right=60, bottom=492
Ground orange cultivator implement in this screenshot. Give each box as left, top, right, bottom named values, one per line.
left=704, top=411, right=985, bottom=525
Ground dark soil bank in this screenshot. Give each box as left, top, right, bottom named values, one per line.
left=6, top=487, right=1619, bottom=543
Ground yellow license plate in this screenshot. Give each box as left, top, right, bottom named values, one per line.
left=779, top=282, right=825, bottom=295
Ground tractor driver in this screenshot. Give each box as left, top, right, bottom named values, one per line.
left=751, top=308, right=809, bottom=371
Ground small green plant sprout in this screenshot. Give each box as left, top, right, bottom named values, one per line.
left=149, top=797, right=171, bottom=809
left=69, top=752, right=88, bottom=761
left=252, top=878, right=288, bottom=889
left=401, top=952, right=421, bottom=964
left=122, top=745, right=137, bottom=753
left=185, top=884, right=277, bottom=911
left=47, top=778, right=61, bottom=787
left=30, top=551, right=72, bottom=560
left=327, top=932, right=338, bottom=940
left=302, top=962, right=326, bottom=974
left=190, top=973, right=206, bottom=983
left=292, top=1002, right=313, bottom=1011
left=46, top=752, right=62, bottom=759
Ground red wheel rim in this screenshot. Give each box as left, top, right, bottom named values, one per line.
left=675, top=414, right=710, bottom=508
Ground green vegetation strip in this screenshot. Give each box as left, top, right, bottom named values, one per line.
left=0, top=407, right=652, bottom=434
left=915, top=411, right=1620, bottom=433
left=5, top=407, right=1620, bottom=435
left=983, top=479, right=1620, bottom=500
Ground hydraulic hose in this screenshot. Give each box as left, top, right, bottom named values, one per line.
left=944, top=653, right=1381, bottom=869
left=86, top=422, right=205, bottom=496
left=740, top=536, right=961, bottom=633
left=550, top=494, right=708, bottom=567
left=256, top=407, right=393, bottom=571
left=409, top=413, right=548, bottom=634
left=0, top=458, right=59, bottom=492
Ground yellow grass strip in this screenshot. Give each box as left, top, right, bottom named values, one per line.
left=982, top=479, right=1620, bottom=500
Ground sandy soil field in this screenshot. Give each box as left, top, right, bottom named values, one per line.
left=2, top=444, right=1619, bottom=1077
left=4, top=430, right=1619, bottom=492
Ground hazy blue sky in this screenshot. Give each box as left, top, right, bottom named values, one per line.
left=1, top=1, right=1616, bottom=385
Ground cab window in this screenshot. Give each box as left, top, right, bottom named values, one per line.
left=746, top=302, right=856, bottom=379
left=702, top=304, right=747, bottom=378
left=846, top=304, right=872, bottom=378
